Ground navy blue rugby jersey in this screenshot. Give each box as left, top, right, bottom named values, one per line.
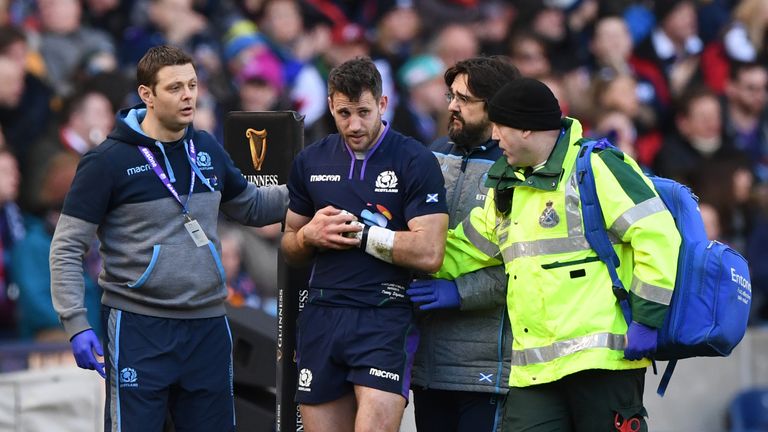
left=287, top=123, right=448, bottom=307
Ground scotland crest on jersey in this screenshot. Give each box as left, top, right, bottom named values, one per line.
left=375, top=170, right=399, bottom=193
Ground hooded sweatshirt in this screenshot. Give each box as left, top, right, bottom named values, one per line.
left=50, top=104, right=288, bottom=338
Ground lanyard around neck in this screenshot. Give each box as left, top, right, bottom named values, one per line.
left=138, top=140, right=198, bottom=215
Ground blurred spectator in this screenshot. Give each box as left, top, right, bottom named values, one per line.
left=22, top=88, right=114, bottom=213
left=655, top=86, right=754, bottom=251
left=392, top=54, right=447, bottom=145
left=11, top=152, right=101, bottom=341
left=589, top=14, right=665, bottom=115
left=591, top=109, right=639, bottom=161
left=0, top=53, right=53, bottom=174
left=472, top=1, right=516, bottom=56
left=0, top=149, right=23, bottom=339
left=82, top=0, right=133, bottom=43
left=36, top=0, right=117, bottom=97
left=541, top=73, right=570, bottom=116
left=700, top=0, right=767, bottom=93
left=699, top=201, right=722, bottom=241
left=239, top=222, right=282, bottom=309
left=589, top=66, right=659, bottom=165
left=415, top=0, right=482, bottom=35
left=370, top=3, right=421, bottom=74
left=508, top=30, right=551, bottom=79
left=589, top=15, right=664, bottom=166
left=234, top=49, right=290, bottom=111
left=256, top=0, right=329, bottom=128
left=722, top=0, right=768, bottom=64
left=303, top=0, right=397, bottom=30
left=722, top=61, right=768, bottom=182
left=513, top=0, right=588, bottom=74
left=223, top=19, right=269, bottom=80
left=0, top=23, right=45, bottom=78
left=746, top=183, right=768, bottom=323
left=0, top=56, right=24, bottom=110
left=654, top=86, right=736, bottom=183
left=221, top=223, right=276, bottom=316
left=193, top=91, right=220, bottom=136
left=430, top=24, right=479, bottom=72
left=121, top=0, right=218, bottom=72
left=259, top=0, right=328, bottom=66
left=696, top=0, right=732, bottom=45
left=631, top=0, right=702, bottom=102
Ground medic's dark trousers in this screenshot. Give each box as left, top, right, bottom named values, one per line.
left=503, top=368, right=648, bottom=432
left=103, top=307, right=235, bottom=432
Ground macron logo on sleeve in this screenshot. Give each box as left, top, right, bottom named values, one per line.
left=369, top=367, right=400, bottom=381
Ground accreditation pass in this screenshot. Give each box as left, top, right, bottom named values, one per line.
left=184, top=215, right=209, bottom=247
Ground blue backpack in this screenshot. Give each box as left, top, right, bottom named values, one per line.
left=575, top=139, right=752, bottom=396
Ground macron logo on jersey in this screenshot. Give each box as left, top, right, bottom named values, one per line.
left=126, top=164, right=151, bottom=176
left=310, top=174, right=341, bottom=182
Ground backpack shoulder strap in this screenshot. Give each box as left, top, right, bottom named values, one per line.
left=575, top=138, right=632, bottom=324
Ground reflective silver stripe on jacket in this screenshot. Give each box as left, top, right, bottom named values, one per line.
left=610, top=196, right=667, bottom=239
left=462, top=217, right=500, bottom=257
left=631, top=277, right=673, bottom=305
left=565, top=173, right=584, bottom=237
left=499, top=171, right=667, bottom=262
left=501, top=172, right=617, bottom=261
left=511, top=332, right=626, bottom=366
left=502, top=236, right=594, bottom=262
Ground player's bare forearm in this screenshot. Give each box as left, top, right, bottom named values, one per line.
left=392, top=213, right=448, bottom=273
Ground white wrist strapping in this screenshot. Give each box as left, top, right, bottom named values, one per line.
left=361, top=225, right=395, bottom=263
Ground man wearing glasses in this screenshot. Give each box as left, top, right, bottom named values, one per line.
left=406, top=56, right=520, bottom=432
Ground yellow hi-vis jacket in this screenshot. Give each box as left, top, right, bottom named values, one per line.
left=435, top=118, right=681, bottom=387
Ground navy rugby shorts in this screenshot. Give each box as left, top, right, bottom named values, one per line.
left=103, top=307, right=235, bottom=432
left=294, top=303, right=419, bottom=404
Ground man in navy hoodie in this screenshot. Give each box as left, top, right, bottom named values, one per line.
left=50, top=45, right=288, bottom=431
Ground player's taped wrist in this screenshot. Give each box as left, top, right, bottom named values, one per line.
left=348, top=222, right=395, bottom=263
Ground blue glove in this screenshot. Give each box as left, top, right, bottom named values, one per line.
left=71, top=329, right=106, bottom=378
left=407, top=279, right=461, bottom=311
left=624, top=321, right=658, bottom=361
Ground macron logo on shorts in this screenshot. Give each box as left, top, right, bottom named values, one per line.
left=369, top=367, right=400, bottom=382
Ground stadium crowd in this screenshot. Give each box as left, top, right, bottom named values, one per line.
left=0, top=0, right=766, bottom=345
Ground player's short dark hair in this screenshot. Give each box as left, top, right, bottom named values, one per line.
left=327, top=56, right=382, bottom=101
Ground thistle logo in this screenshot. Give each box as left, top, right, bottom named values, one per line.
left=375, top=171, right=398, bottom=193
left=298, top=368, right=313, bottom=392
left=196, top=151, right=212, bottom=170
left=120, top=367, right=138, bottom=388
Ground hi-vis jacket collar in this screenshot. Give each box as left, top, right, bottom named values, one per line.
left=484, top=117, right=575, bottom=192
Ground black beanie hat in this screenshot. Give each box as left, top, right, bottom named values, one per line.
left=488, top=78, right=562, bottom=131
